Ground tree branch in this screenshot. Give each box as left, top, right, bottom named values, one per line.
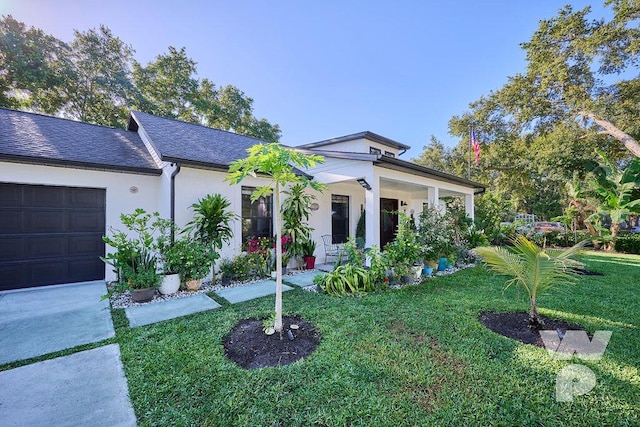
left=578, top=111, right=640, bottom=157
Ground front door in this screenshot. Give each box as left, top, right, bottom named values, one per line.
left=380, top=198, right=398, bottom=249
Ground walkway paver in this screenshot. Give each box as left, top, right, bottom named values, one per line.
left=125, top=293, right=221, bottom=328
left=215, top=279, right=293, bottom=304
left=0, top=344, right=136, bottom=427
left=0, top=281, right=114, bottom=365
left=283, top=271, right=326, bottom=287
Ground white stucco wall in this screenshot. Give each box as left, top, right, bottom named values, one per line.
left=0, top=161, right=161, bottom=282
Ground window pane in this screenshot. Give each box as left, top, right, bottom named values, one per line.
left=242, top=186, right=272, bottom=242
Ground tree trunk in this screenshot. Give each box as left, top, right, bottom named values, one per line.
left=274, top=183, right=283, bottom=333
left=610, top=222, right=620, bottom=252
left=579, top=111, right=640, bottom=158
left=529, top=295, right=544, bottom=328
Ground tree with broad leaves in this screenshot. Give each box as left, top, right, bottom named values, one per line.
left=451, top=1, right=640, bottom=157
left=226, top=143, right=325, bottom=333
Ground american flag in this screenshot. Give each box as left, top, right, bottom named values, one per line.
left=471, top=128, right=480, bottom=166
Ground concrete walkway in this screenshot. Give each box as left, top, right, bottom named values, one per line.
left=125, top=293, right=221, bottom=328
left=0, top=344, right=136, bottom=426
left=283, top=271, right=326, bottom=287
left=215, top=279, right=293, bottom=304
left=0, top=281, right=114, bottom=365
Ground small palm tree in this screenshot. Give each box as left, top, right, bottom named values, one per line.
left=475, top=235, right=586, bottom=327
left=184, top=193, right=236, bottom=249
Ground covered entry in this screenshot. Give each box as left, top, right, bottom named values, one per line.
left=0, top=183, right=106, bottom=291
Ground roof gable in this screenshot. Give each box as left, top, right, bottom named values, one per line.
left=297, top=131, right=411, bottom=153
left=129, top=111, right=267, bottom=168
left=0, top=108, right=160, bottom=175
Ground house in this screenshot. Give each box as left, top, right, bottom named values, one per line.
left=0, top=108, right=485, bottom=291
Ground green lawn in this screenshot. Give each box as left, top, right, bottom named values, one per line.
left=116, top=251, right=640, bottom=426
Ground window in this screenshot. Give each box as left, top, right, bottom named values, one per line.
left=383, top=151, right=395, bottom=158
left=331, top=194, right=349, bottom=244
left=242, top=186, right=272, bottom=242
left=369, top=147, right=382, bottom=155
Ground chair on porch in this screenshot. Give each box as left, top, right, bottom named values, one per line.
left=321, top=235, right=344, bottom=264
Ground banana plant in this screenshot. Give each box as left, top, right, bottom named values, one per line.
left=475, top=235, right=586, bottom=327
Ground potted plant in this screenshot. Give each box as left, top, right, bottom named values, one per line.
left=175, top=238, right=218, bottom=291
left=218, top=258, right=235, bottom=286
left=301, top=238, right=317, bottom=270
left=124, top=250, right=161, bottom=302
left=393, top=263, right=414, bottom=284
left=155, top=218, right=181, bottom=295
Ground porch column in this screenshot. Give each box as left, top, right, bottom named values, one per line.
left=464, top=193, right=474, bottom=220
left=364, top=174, right=380, bottom=247
left=427, top=186, right=440, bottom=212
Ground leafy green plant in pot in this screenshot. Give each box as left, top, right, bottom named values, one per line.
left=174, top=238, right=219, bottom=291
left=155, top=218, right=182, bottom=295
left=218, top=258, right=235, bottom=286
left=301, top=238, right=317, bottom=270
left=123, top=249, right=161, bottom=303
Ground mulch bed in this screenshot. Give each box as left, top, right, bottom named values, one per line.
left=223, top=315, right=321, bottom=369
left=575, top=268, right=604, bottom=276
left=478, top=311, right=584, bottom=347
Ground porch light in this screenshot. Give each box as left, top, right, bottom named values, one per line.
left=356, top=178, right=372, bottom=190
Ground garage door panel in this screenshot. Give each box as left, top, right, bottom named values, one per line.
left=69, top=234, right=104, bottom=256
left=0, top=237, right=26, bottom=260
left=0, top=183, right=106, bottom=290
left=69, top=211, right=105, bottom=232
left=67, top=258, right=104, bottom=282
left=26, top=210, right=67, bottom=233
left=0, top=209, right=24, bottom=233
left=27, top=235, right=69, bottom=258
left=68, top=187, right=105, bottom=208
left=24, top=185, right=66, bottom=207
left=0, top=183, right=23, bottom=205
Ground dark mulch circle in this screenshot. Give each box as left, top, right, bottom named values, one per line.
left=223, top=315, right=321, bottom=369
left=575, top=268, right=604, bottom=276
left=478, top=311, right=584, bottom=348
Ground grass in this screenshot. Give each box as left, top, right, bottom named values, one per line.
left=6, top=251, right=640, bottom=425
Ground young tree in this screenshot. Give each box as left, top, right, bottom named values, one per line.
left=226, top=143, right=325, bottom=333
left=476, top=236, right=585, bottom=327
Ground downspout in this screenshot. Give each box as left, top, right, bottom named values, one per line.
left=170, top=162, right=181, bottom=243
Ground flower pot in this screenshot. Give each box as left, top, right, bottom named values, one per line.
left=303, top=256, right=316, bottom=270
left=422, top=266, right=434, bottom=277
left=401, top=275, right=414, bottom=284
left=221, top=277, right=231, bottom=286
left=131, top=287, right=155, bottom=303
left=414, top=265, right=423, bottom=279
left=159, top=273, right=180, bottom=295
left=185, top=278, right=202, bottom=291
left=438, top=257, right=449, bottom=271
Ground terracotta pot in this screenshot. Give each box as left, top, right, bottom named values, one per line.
left=159, top=273, right=180, bottom=295
left=185, top=278, right=202, bottom=291
left=303, top=256, right=316, bottom=270
left=131, top=287, right=155, bottom=303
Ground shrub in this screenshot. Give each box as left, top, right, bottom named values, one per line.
left=315, top=264, right=373, bottom=296
left=615, top=235, right=640, bottom=254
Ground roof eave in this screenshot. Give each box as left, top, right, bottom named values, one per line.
left=375, top=157, right=487, bottom=190
left=0, top=154, right=162, bottom=176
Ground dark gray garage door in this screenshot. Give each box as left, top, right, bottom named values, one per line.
left=0, top=183, right=106, bottom=291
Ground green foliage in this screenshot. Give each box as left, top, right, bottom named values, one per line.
left=355, top=209, right=366, bottom=241
left=385, top=212, right=421, bottom=268
left=173, top=237, right=218, bottom=280
left=316, top=263, right=373, bottom=296
left=366, top=245, right=389, bottom=285
left=614, top=234, right=640, bottom=254
left=281, top=182, right=315, bottom=261
left=475, top=235, right=585, bottom=325
left=217, top=258, right=235, bottom=279
left=300, top=238, right=317, bottom=257
left=416, top=207, right=453, bottom=260
left=184, top=193, right=236, bottom=250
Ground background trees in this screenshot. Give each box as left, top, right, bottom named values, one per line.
left=0, top=15, right=280, bottom=140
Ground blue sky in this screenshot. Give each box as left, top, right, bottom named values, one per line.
left=2, top=1, right=605, bottom=159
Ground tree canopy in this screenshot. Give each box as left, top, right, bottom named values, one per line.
left=0, top=15, right=281, bottom=140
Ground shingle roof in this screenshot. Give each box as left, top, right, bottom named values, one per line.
left=297, top=131, right=411, bottom=152
left=129, top=111, right=266, bottom=168
left=0, top=108, right=160, bottom=175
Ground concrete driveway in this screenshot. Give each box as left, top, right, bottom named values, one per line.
left=0, top=280, right=115, bottom=365
left=0, top=282, right=137, bottom=426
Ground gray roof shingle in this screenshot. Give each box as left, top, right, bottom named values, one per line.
left=0, top=108, right=160, bottom=175
left=129, top=110, right=266, bottom=168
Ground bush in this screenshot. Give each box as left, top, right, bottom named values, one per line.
left=314, top=264, right=373, bottom=296
left=527, top=230, right=593, bottom=248
left=615, top=235, right=640, bottom=254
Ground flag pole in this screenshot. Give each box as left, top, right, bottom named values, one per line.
left=468, top=124, right=472, bottom=179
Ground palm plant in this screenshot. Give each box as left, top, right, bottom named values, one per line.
left=475, top=235, right=586, bottom=327
left=184, top=193, right=236, bottom=249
